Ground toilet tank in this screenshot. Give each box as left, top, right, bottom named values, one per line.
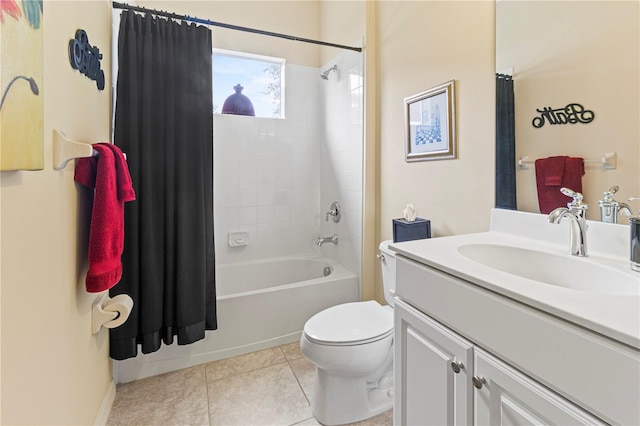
left=379, top=240, right=397, bottom=306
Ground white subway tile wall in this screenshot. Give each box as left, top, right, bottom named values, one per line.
left=320, top=52, right=364, bottom=283
left=214, top=54, right=363, bottom=285
left=214, top=64, right=322, bottom=264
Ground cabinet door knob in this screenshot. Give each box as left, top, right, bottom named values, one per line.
left=472, top=375, right=486, bottom=389
left=450, top=361, right=464, bottom=373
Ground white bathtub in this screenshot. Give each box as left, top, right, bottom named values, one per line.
left=115, top=256, right=359, bottom=383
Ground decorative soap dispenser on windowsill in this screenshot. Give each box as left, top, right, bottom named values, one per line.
left=628, top=197, right=640, bottom=272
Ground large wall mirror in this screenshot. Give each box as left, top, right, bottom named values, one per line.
left=496, top=0, right=639, bottom=223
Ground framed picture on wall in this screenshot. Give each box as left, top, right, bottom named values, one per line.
left=0, top=0, right=44, bottom=171
left=404, top=80, right=456, bottom=162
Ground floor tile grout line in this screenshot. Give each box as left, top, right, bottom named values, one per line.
left=205, top=350, right=291, bottom=426
left=289, top=416, right=318, bottom=426
left=284, top=353, right=313, bottom=407
left=208, top=345, right=314, bottom=426
left=281, top=343, right=316, bottom=423
left=204, top=363, right=212, bottom=426
left=284, top=355, right=317, bottom=426
left=109, top=343, right=392, bottom=426
left=205, top=355, right=290, bottom=384
left=280, top=344, right=318, bottom=425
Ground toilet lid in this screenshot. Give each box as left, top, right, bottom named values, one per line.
left=303, top=301, right=393, bottom=345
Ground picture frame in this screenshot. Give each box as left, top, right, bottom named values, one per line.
left=404, top=80, right=456, bottom=162
left=0, top=0, right=44, bottom=171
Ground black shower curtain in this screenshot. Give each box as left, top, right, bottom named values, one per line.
left=495, top=73, right=516, bottom=210
left=110, top=11, right=217, bottom=360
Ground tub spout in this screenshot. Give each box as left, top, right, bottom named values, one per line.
left=317, top=234, right=339, bottom=247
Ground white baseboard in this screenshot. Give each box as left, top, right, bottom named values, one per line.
left=94, top=380, right=116, bottom=425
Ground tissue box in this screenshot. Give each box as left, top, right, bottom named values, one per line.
left=392, top=218, right=431, bottom=243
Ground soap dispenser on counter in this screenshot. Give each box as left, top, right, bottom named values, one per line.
left=628, top=197, right=640, bottom=272
left=598, top=186, right=632, bottom=223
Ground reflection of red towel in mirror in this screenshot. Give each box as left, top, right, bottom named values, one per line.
left=535, top=156, right=584, bottom=214
left=74, top=143, right=136, bottom=293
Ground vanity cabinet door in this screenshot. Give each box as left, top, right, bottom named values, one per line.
left=473, top=348, right=606, bottom=426
left=394, top=299, right=474, bottom=426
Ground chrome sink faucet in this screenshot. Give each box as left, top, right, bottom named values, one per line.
left=598, top=186, right=632, bottom=223
left=548, top=188, right=588, bottom=257
left=316, top=234, right=339, bottom=247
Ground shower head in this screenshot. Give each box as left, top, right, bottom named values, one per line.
left=320, top=64, right=337, bottom=80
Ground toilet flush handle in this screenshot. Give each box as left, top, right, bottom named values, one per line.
left=377, top=253, right=385, bottom=262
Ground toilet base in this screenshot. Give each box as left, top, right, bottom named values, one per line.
left=311, top=353, right=394, bottom=425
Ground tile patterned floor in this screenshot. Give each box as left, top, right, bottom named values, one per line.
left=107, top=342, right=393, bottom=426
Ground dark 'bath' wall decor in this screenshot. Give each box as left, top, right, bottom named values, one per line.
left=532, top=103, right=594, bottom=128
left=68, top=29, right=105, bottom=90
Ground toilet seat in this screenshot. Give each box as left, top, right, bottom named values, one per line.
left=303, top=301, right=393, bottom=346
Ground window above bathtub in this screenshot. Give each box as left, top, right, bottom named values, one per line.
left=213, top=49, right=285, bottom=119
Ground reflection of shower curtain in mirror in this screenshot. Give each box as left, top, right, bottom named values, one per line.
left=496, top=74, right=516, bottom=210
left=110, top=10, right=217, bottom=360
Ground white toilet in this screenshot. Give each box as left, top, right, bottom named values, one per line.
left=300, top=241, right=397, bottom=425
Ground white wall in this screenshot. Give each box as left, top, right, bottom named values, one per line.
left=0, top=1, right=114, bottom=423
left=497, top=0, right=640, bottom=221
left=214, top=64, right=322, bottom=263
left=319, top=51, right=364, bottom=282
left=319, top=1, right=365, bottom=66
left=319, top=1, right=496, bottom=303
left=378, top=1, right=496, bottom=243
left=138, top=0, right=322, bottom=67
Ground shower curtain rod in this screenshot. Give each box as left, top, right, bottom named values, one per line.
left=112, top=2, right=363, bottom=53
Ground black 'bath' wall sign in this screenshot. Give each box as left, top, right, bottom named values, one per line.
left=68, top=29, right=105, bottom=91
left=532, top=103, right=594, bottom=128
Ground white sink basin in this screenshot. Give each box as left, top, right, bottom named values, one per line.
left=457, top=244, right=640, bottom=296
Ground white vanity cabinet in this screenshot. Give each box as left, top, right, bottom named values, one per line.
left=473, top=348, right=604, bottom=425
left=394, top=298, right=603, bottom=426
left=394, top=299, right=473, bottom=425
left=394, top=254, right=640, bottom=426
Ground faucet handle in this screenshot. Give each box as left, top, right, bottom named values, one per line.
left=602, top=186, right=620, bottom=202
left=325, top=201, right=341, bottom=223
left=560, top=187, right=582, bottom=200
left=561, top=187, right=587, bottom=210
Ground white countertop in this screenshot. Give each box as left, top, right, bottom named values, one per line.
left=390, top=209, right=640, bottom=349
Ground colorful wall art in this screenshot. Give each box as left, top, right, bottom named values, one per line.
left=1, top=0, right=44, bottom=171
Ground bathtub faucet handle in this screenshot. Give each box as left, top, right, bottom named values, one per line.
left=325, top=201, right=341, bottom=223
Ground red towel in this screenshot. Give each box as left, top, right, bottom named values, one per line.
left=74, top=143, right=136, bottom=293
left=535, top=156, right=584, bottom=214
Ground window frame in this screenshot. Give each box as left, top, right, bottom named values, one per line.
left=212, top=48, right=286, bottom=119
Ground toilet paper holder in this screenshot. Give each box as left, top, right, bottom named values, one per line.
left=92, top=294, right=134, bottom=334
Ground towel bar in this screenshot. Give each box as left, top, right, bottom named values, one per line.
left=52, top=129, right=126, bottom=170
left=518, top=152, right=616, bottom=170
left=52, top=129, right=95, bottom=170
